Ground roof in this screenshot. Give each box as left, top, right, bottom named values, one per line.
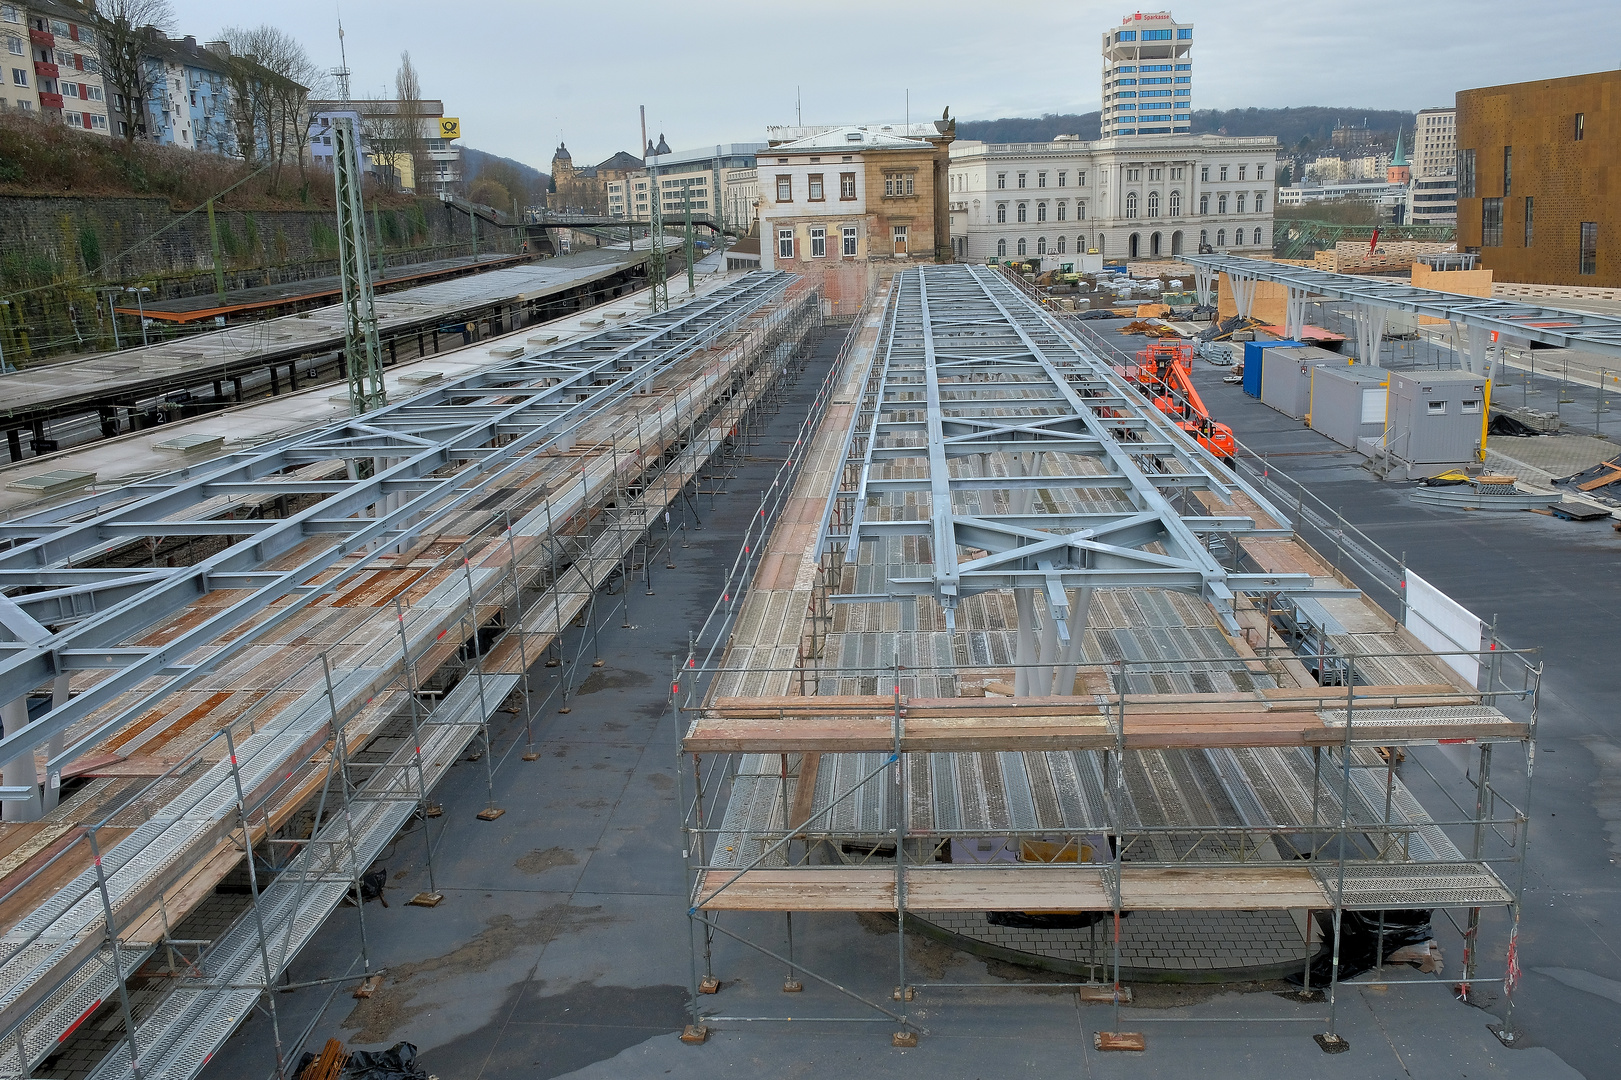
left=596, top=150, right=644, bottom=171
left=142, top=33, right=233, bottom=77
left=652, top=142, right=767, bottom=168
left=553, top=143, right=571, bottom=160
left=771, top=126, right=931, bottom=151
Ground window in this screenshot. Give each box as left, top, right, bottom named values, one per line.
left=5, top=36, right=17, bottom=55
left=840, top=172, right=855, bottom=199
left=1146, top=191, right=1159, bottom=216
left=1216, top=228, right=1226, bottom=247
left=1126, top=168, right=1140, bottom=181
left=10, top=66, right=23, bottom=86
left=1077, top=170, right=1086, bottom=186
left=1077, top=202, right=1086, bottom=219
left=842, top=226, right=857, bottom=257
left=997, top=172, right=1006, bottom=189
left=48, top=19, right=65, bottom=36
left=1254, top=228, right=1264, bottom=247
left=1457, top=149, right=1475, bottom=197
left=1200, top=229, right=1208, bottom=247
left=1218, top=166, right=1228, bottom=181
left=1057, top=171, right=1066, bottom=187
left=1057, top=236, right=1066, bottom=254
left=778, top=228, right=794, bottom=259
left=1255, top=192, right=1264, bottom=213
left=1256, top=164, right=1264, bottom=180
left=1501, top=145, right=1513, bottom=198
left=1036, top=201, right=1047, bottom=222
left=1199, top=193, right=1209, bottom=215
left=996, top=203, right=1007, bottom=223
left=1236, top=165, right=1246, bottom=181
left=1168, top=189, right=1181, bottom=216
left=1142, top=28, right=1172, bottom=39
left=1017, top=172, right=1026, bottom=188
left=892, top=225, right=907, bottom=255
left=810, top=226, right=826, bottom=258
left=0, top=5, right=15, bottom=22
left=1482, top=197, right=1503, bottom=247
left=1427, top=400, right=1447, bottom=415
left=90, top=112, right=105, bottom=129
left=1217, top=193, right=1227, bottom=214
left=1461, top=399, right=1482, bottom=414
left=1200, top=166, right=1209, bottom=182
left=1125, top=191, right=1137, bottom=217
left=997, top=238, right=1007, bottom=257
left=63, top=81, right=77, bottom=97
left=1037, top=171, right=1046, bottom=187
left=1177, top=27, right=1192, bottom=38
left=807, top=174, right=824, bottom=201
left=1234, top=228, right=1245, bottom=245
left=1016, top=237, right=1026, bottom=256
left=1037, top=236, right=1046, bottom=254
left=775, top=175, right=792, bottom=201
left=1575, top=112, right=1585, bottom=141
left=1235, top=192, right=1246, bottom=213
left=1580, top=222, right=1597, bottom=275
left=1056, top=202, right=1066, bottom=221
left=1524, top=196, right=1533, bottom=247
left=1017, top=203, right=1027, bottom=222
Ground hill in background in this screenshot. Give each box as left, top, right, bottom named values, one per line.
left=461, top=146, right=550, bottom=209
left=956, top=107, right=1417, bottom=154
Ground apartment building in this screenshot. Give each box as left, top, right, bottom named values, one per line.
left=949, top=132, right=1277, bottom=262
left=759, top=122, right=953, bottom=311
left=1101, top=10, right=1193, bottom=138
left=1, top=0, right=110, bottom=133
left=141, top=33, right=232, bottom=152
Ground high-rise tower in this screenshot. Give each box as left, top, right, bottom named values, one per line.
left=1101, top=11, right=1193, bottom=138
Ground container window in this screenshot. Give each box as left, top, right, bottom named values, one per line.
left=1427, top=401, right=1447, bottom=415
left=1461, top=400, right=1481, bottom=414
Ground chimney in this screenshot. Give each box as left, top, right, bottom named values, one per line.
left=205, top=40, right=229, bottom=58
left=183, top=35, right=196, bottom=52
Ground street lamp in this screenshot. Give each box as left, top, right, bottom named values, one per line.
left=124, top=286, right=151, bottom=346
left=101, top=290, right=122, bottom=351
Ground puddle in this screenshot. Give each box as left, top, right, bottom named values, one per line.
left=514, top=847, right=579, bottom=875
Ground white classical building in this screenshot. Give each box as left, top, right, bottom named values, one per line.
left=948, top=132, right=1278, bottom=262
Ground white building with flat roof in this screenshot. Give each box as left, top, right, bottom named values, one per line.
left=1102, top=10, right=1193, bottom=138
left=948, top=132, right=1277, bottom=262
left=1409, top=106, right=1457, bottom=225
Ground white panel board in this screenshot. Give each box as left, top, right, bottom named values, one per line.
left=1360, top=387, right=1387, bottom=425
left=1403, top=569, right=1482, bottom=688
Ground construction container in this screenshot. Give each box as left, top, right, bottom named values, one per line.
left=1379, top=369, right=1489, bottom=477
left=1260, top=345, right=1340, bottom=420
left=1241, top=339, right=1305, bottom=398
left=1309, top=363, right=1390, bottom=449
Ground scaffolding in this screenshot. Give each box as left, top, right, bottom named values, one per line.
left=0, top=272, right=824, bottom=1079
left=672, top=265, right=1539, bottom=1052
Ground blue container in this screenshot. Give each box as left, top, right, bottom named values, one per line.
left=1242, top=340, right=1304, bottom=398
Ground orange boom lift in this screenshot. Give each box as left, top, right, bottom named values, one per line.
left=1125, top=339, right=1237, bottom=460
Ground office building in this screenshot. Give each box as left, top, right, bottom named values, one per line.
left=1457, top=70, right=1617, bottom=286
left=606, top=143, right=765, bottom=230
left=1101, top=10, right=1193, bottom=138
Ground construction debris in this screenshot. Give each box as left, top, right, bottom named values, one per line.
left=1555, top=455, right=1621, bottom=506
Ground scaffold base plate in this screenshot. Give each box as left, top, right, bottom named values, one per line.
left=1095, top=1032, right=1145, bottom=1051
left=1315, top=1033, right=1351, bottom=1054
left=892, top=1030, right=919, bottom=1048
left=407, top=892, right=444, bottom=908
left=680, top=1024, right=710, bottom=1044
left=1078, top=985, right=1131, bottom=1004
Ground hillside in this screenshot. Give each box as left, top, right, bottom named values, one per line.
left=461, top=147, right=549, bottom=209
left=956, top=107, right=1417, bottom=152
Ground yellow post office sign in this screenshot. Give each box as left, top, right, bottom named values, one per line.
left=439, top=118, right=461, bottom=139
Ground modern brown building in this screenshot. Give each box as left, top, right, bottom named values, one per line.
left=1456, top=70, right=1617, bottom=286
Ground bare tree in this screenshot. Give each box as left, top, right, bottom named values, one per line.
left=392, top=51, right=428, bottom=193
left=86, top=0, right=176, bottom=147
left=217, top=25, right=319, bottom=191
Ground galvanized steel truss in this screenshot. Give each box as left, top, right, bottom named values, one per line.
left=825, top=264, right=1329, bottom=636
left=0, top=272, right=792, bottom=786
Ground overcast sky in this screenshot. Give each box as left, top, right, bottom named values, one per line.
left=168, top=0, right=1617, bottom=171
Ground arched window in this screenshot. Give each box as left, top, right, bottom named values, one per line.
left=1171, top=230, right=1183, bottom=256
left=1200, top=229, right=1208, bottom=248
left=1129, top=233, right=1140, bottom=258
left=1168, top=190, right=1181, bottom=216
left=1236, top=192, right=1247, bottom=213
left=1097, top=234, right=1106, bottom=254
left=1078, top=201, right=1087, bottom=220
left=1254, top=228, right=1264, bottom=248
left=1216, top=228, right=1226, bottom=247
left=1218, top=193, right=1228, bottom=214
left=1255, top=192, right=1265, bottom=212
left=997, top=238, right=1007, bottom=257
left=996, top=204, right=1007, bottom=223
left=1056, top=201, right=1066, bottom=221
left=1017, top=203, right=1028, bottom=222
left=1037, top=236, right=1047, bottom=254
left=1151, top=232, right=1161, bottom=256
left=1017, top=237, right=1027, bottom=256
left=1199, top=193, right=1209, bottom=215
left=1037, top=202, right=1047, bottom=222
left=1125, top=192, right=1138, bottom=218
left=1147, top=191, right=1160, bottom=217
left=1057, top=236, right=1066, bottom=254
left=1234, top=228, right=1245, bottom=246
left=1077, top=236, right=1085, bottom=253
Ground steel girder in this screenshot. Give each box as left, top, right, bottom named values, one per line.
left=0, top=271, right=792, bottom=773
left=828, top=264, right=1327, bottom=634
left=1186, top=253, right=1621, bottom=358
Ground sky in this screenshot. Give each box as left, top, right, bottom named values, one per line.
left=166, top=0, right=1618, bottom=172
